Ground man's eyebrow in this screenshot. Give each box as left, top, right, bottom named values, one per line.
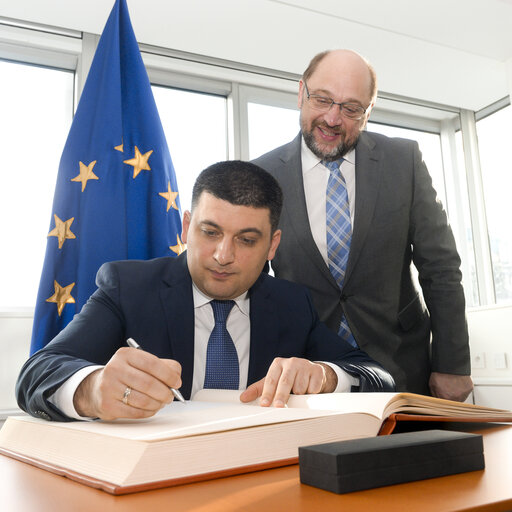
left=200, top=220, right=221, bottom=229
left=237, top=227, right=263, bottom=237
left=199, top=221, right=263, bottom=237
left=310, top=87, right=333, bottom=97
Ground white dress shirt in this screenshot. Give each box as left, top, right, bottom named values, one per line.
left=301, top=138, right=356, bottom=267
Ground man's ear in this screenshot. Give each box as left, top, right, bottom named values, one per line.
left=267, top=229, right=281, bottom=261
left=298, top=80, right=305, bottom=109
left=181, top=210, right=191, bottom=243
left=365, top=101, right=375, bottom=121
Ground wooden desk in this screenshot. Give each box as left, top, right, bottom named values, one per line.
left=2, top=424, right=512, bottom=512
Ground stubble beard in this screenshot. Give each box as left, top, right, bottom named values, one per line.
left=301, top=118, right=362, bottom=162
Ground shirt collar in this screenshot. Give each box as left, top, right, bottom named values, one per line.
left=343, top=147, right=356, bottom=166
left=301, top=135, right=356, bottom=173
left=192, top=282, right=250, bottom=316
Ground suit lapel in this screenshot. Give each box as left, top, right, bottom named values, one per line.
left=160, top=252, right=195, bottom=399
left=279, top=135, right=338, bottom=289
left=345, top=132, right=382, bottom=284
left=247, top=275, right=279, bottom=385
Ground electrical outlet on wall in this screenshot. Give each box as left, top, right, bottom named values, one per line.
left=472, top=352, right=486, bottom=369
left=493, top=353, right=508, bottom=369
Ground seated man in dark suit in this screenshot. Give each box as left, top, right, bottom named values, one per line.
left=16, top=161, right=394, bottom=422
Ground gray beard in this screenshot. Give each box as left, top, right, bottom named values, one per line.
left=302, top=129, right=359, bottom=161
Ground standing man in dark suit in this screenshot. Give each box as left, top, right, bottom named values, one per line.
left=253, top=49, right=472, bottom=401
left=16, top=160, right=394, bottom=422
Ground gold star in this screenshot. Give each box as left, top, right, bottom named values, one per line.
left=71, top=161, right=99, bottom=192
left=123, top=146, right=153, bottom=178
left=170, top=234, right=186, bottom=255
left=46, top=280, right=76, bottom=316
left=159, top=181, right=179, bottom=212
left=48, top=214, right=76, bottom=249
left=114, top=143, right=124, bottom=152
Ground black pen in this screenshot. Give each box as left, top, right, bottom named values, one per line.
left=126, top=337, right=186, bottom=403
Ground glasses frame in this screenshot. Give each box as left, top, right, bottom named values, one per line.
left=303, top=80, right=371, bottom=120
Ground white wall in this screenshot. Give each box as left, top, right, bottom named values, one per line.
left=468, top=305, right=512, bottom=409
left=0, top=314, right=32, bottom=415
left=468, top=305, right=512, bottom=380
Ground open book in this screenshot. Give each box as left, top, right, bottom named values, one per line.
left=1, top=390, right=511, bottom=494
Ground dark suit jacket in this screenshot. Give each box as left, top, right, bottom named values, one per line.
left=253, top=132, right=470, bottom=394
left=16, top=252, right=394, bottom=421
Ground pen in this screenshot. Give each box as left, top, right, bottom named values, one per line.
left=126, top=337, right=186, bottom=403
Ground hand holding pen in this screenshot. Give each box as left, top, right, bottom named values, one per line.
left=73, top=338, right=184, bottom=420
left=126, top=337, right=185, bottom=403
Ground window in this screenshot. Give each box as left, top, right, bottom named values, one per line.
left=152, top=86, right=228, bottom=212
left=0, top=60, right=73, bottom=309
left=247, top=103, right=299, bottom=159
left=476, top=105, right=512, bottom=303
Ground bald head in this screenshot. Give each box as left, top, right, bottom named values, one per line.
left=303, top=49, right=377, bottom=103
left=298, top=49, right=376, bottom=160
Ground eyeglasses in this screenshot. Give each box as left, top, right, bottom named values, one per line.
left=303, top=81, right=370, bottom=120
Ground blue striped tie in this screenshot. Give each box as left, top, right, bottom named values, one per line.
left=204, top=300, right=240, bottom=389
left=323, top=159, right=358, bottom=347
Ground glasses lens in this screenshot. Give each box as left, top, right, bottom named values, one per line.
left=342, top=104, right=365, bottom=119
left=309, top=96, right=332, bottom=111
left=306, top=86, right=366, bottom=120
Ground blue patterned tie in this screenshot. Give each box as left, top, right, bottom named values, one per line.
left=204, top=300, right=239, bottom=389
left=323, top=159, right=358, bottom=347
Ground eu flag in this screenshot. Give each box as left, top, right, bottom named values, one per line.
left=30, top=0, right=183, bottom=354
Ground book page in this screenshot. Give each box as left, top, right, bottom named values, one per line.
left=192, top=389, right=252, bottom=403
left=193, top=389, right=396, bottom=419
left=7, top=401, right=345, bottom=442
left=193, top=389, right=512, bottom=419
left=287, top=392, right=397, bottom=418
left=384, top=392, right=512, bottom=418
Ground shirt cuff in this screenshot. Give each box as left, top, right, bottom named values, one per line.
left=320, top=361, right=359, bottom=392
left=48, top=365, right=104, bottom=420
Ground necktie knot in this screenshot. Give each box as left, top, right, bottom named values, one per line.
left=210, top=300, right=235, bottom=324
left=322, top=158, right=344, bottom=174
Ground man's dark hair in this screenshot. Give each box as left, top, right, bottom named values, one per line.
left=191, top=160, right=283, bottom=232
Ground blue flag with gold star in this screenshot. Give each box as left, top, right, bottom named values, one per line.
left=30, top=0, right=183, bottom=354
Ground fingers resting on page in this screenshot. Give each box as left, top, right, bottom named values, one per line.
left=239, top=357, right=336, bottom=407
left=73, top=347, right=182, bottom=420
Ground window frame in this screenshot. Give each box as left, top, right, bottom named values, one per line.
left=473, top=97, right=512, bottom=304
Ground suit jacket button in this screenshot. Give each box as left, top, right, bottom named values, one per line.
left=340, top=294, right=348, bottom=302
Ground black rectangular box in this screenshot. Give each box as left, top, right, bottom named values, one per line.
left=299, top=429, right=484, bottom=494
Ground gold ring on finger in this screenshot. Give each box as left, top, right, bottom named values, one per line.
left=122, top=386, right=132, bottom=406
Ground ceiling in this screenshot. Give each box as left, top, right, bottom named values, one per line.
left=274, top=0, right=512, bottom=62
left=0, top=0, right=511, bottom=110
